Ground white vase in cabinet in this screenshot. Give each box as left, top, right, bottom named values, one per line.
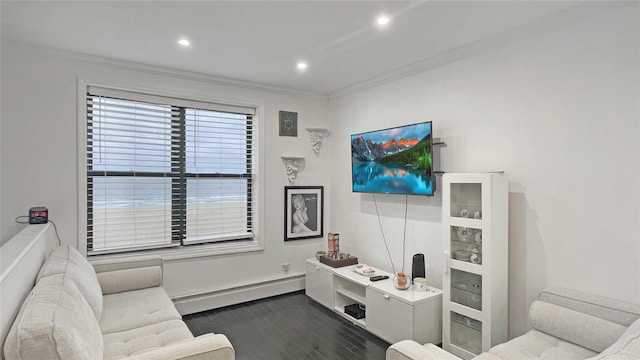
left=442, top=173, right=508, bottom=360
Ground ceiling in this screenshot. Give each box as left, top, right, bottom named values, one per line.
left=1, top=1, right=587, bottom=96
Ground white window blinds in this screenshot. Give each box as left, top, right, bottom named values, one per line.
left=86, top=86, right=255, bottom=255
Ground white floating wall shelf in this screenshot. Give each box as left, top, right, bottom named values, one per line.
left=281, top=155, right=305, bottom=184
left=305, top=128, right=329, bottom=155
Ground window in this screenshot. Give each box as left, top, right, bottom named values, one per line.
left=85, top=87, right=256, bottom=255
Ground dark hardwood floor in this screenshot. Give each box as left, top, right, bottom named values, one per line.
left=183, top=290, right=390, bottom=360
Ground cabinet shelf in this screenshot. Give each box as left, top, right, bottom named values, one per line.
left=335, top=306, right=366, bottom=327
left=451, top=239, right=480, bottom=247
left=335, top=287, right=365, bottom=304
left=450, top=302, right=482, bottom=321
left=450, top=217, right=483, bottom=228
left=451, top=283, right=481, bottom=297
left=334, top=275, right=367, bottom=327
left=450, top=259, right=482, bottom=274
left=334, top=275, right=366, bottom=304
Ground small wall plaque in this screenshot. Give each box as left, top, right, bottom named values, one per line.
left=279, top=111, right=298, bottom=137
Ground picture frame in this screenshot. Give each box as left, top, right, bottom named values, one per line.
left=279, top=111, right=298, bottom=137
left=284, top=186, right=323, bottom=241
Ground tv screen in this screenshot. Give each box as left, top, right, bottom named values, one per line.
left=351, top=121, right=433, bottom=196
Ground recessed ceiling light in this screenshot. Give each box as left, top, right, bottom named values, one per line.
left=376, top=16, right=391, bottom=27
left=297, top=61, right=308, bottom=71
left=178, top=38, right=190, bottom=47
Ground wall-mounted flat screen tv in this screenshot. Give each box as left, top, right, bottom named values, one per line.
left=351, top=121, right=433, bottom=196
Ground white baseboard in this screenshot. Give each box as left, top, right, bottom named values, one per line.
left=173, top=275, right=306, bottom=315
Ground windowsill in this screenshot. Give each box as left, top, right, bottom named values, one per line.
left=88, top=240, right=264, bottom=262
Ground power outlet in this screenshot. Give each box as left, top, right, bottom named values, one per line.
left=281, top=263, right=290, bottom=272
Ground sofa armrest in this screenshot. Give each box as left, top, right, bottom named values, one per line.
left=386, top=340, right=462, bottom=360
left=529, top=300, right=626, bottom=353
left=125, top=333, right=235, bottom=360
left=91, top=256, right=163, bottom=294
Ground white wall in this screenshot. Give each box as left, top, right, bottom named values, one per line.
left=0, top=42, right=331, bottom=308
left=327, top=4, right=639, bottom=338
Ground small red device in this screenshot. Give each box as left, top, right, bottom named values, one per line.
left=29, top=207, right=48, bottom=224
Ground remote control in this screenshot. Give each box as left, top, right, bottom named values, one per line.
left=369, top=275, right=389, bottom=282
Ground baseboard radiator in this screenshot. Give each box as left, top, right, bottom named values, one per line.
left=173, top=275, right=306, bottom=315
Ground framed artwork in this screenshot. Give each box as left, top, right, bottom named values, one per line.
left=284, top=186, right=323, bottom=241
left=279, top=111, right=298, bottom=137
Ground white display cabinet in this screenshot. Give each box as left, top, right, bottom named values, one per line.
left=442, top=173, right=508, bottom=360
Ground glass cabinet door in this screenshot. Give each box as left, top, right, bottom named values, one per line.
left=450, top=226, right=483, bottom=265
left=449, top=182, right=483, bottom=266
left=449, top=182, right=482, bottom=219
left=450, top=311, right=482, bottom=355
left=450, top=269, right=482, bottom=311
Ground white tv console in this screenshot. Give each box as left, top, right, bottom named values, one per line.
left=305, top=258, right=442, bottom=344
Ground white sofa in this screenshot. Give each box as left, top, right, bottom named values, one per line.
left=3, top=245, right=235, bottom=360
left=387, top=287, right=640, bottom=360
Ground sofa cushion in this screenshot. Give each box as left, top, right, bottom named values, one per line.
left=476, top=329, right=597, bottom=360
left=100, top=286, right=181, bottom=334
left=97, top=266, right=163, bottom=295
left=37, top=245, right=103, bottom=319
left=3, top=273, right=103, bottom=360
left=529, top=300, right=627, bottom=353
left=588, top=318, right=640, bottom=360
left=103, top=319, right=193, bottom=360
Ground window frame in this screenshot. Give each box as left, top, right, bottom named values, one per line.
left=77, top=79, right=265, bottom=259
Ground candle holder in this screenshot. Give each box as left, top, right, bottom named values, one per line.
left=393, top=272, right=410, bottom=290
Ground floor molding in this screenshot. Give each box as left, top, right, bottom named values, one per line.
left=173, top=275, right=305, bottom=315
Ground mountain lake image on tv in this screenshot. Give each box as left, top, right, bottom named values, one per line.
left=351, top=121, right=433, bottom=196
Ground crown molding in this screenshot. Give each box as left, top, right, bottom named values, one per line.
left=4, top=1, right=631, bottom=102
left=3, top=39, right=328, bottom=101
left=329, top=1, right=632, bottom=100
